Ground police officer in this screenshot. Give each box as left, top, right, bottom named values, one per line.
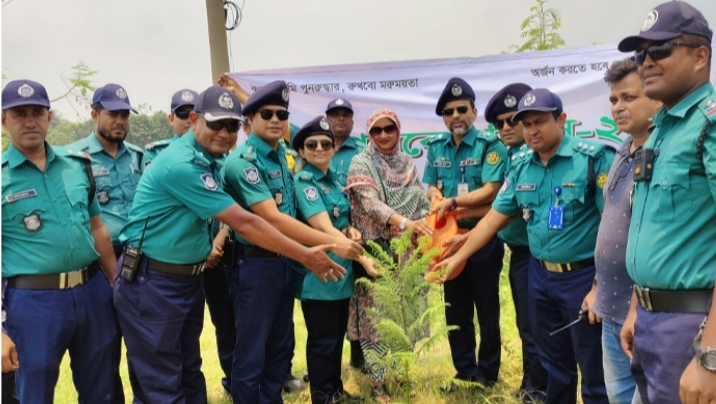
left=484, top=83, right=548, bottom=402
left=325, top=98, right=364, bottom=185
left=423, top=77, right=507, bottom=388
left=437, top=88, right=611, bottom=404
left=219, top=80, right=362, bottom=404
left=141, top=88, right=199, bottom=170
left=67, top=83, right=144, bottom=260
left=615, top=2, right=716, bottom=402
left=1, top=79, right=119, bottom=403
left=115, top=85, right=346, bottom=403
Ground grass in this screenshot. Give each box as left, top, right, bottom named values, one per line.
left=53, top=253, right=557, bottom=403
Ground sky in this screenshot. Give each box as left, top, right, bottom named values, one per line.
left=2, top=0, right=716, bottom=122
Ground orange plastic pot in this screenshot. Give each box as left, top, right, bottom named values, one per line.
left=424, top=199, right=467, bottom=282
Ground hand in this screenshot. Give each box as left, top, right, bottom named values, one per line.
left=581, top=285, right=601, bottom=325
left=452, top=207, right=466, bottom=222
left=331, top=239, right=363, bottom=260
left=430, top=192, right=444, bottom=203
left=204, top=243, right=224, bottom=269
left=406, top=219, right=434, bottom=237
left=218, top=73, right=243, bottom=94
left=620, top=305, right=637, bottom=360
left=303, top=244, right=347, bottom=283
left=427, top=256, right=462, bottom=284
left=429, top=198, right=452, bottom=221
left=2, top=332, right=19, bottom=373
left=441, top=232, right=469, bottom=259
left=344, top=226, right=362, bottom=243
left=679, top=358, right=716, bottom=403
left=361, top=257, right=379, bottom=278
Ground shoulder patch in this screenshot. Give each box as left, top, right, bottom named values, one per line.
left=573, top=140, right=605, bottom=158
left=303, top=186, right=319, bottom=201
left=486, top=151, right=501, bottom=165
left=145, top=139, right=172, bottom=151
left=200, top=172, right=218, bottom=190
left=596, top=172, right=608, bottom=189
left=244, top=167, right=260, bottom=184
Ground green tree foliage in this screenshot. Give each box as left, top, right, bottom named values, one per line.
left=506, top=0, right=566, bottom=53
left=51, top=61, right=97, bottom=107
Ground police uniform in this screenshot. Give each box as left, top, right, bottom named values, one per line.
left=325, top=98, right=365, bottom=184
left=493, top=89, right=612, bottom=404
left=291, top=117, right=356, bottom=404
left=219, top=80, right=297, bottom=404
left=115, top=86, right=243, bottom=403
left=1, top=79, right=118, bottom=403
left=423, top=78, right=507, bottom=385
left=485, top=83, right=548, bottom=400
left=618, top=4, right=716, bottom=401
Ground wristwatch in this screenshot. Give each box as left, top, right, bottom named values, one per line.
left=399, top=217, right=408, bottom=230
left=693, top=322, right=716, bottom=373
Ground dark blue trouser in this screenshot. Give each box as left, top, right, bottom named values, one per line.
left=508, top=249, right=548, bottom=399
left=203, top=262, right=236, bottom=393
left=302, top=298, right=350, bottom=404
left=114, top=255, right=207, bottom=404
left=528, top=257, right=607, bottom=404
left=631, top=307, right=705, bottom=404
left=444, top=235, right=503, bottom=384
left=4, top=271, right=119, bottom=404
left=229, top=256, right=294, bottom=404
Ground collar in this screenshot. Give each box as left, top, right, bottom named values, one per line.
left=303, top=162, right=330, bottom=181
left=88, top=131, right=127, bottom=155
left=658, top=83, right=714, bottom=122
left=5, top=142, right=55, bottom=169
left=339, top=136, right=358, bottom=150
left=185, top=132, right=217, bottom=166
left=248, top=134, right=284, bottom=160
left=448, top=126, right=477, bottom=148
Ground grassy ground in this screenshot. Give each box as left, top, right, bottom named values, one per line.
left=53, top=253, right=564, bottom=403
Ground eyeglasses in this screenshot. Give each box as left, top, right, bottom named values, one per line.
left=258, top=109, right=290, bottom=121
left=204, top=119, right=240, bottom=133
left=305, top=139, right=335, bottom=151
left=441, top=106, right=470, bottom=117
left=634, top=42, right=703, bottom=66
left=174, top=109, right=192, bottom=120
left=369, top=124, right=397, bottom=136
left=495, top=117, right=518, bottom=130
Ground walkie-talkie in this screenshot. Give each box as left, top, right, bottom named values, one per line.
left=120, top=216, right=150, bottom=282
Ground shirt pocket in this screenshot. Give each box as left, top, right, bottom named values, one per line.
left=464, top=164, right=482, bottom=189
left=560, top=183, right=586, bottom=223
left=2, top=195, right=49, bottom=232
left=515, top=189, right=540, bottom=221
left=648, top=164, right=690, bottom=223
left=67, top=186, right=91, bottom=225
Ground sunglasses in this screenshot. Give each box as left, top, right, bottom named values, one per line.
left=258, top=109, right=290, bottom=121
left=368, top=124, right=397, bottom=136
left=442, top=105, right=470, bottom=117
left=204, top=119, right=240, bottom=133
left=495, top=117, right=518, bottom=130
left=305, top=139, right=335, bottom=151
left=634, top=41, right=703, bottom=66
left=174, top=109, right=192, bottom=120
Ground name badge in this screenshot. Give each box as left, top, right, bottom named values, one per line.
left=516, top=184, right=536, bottom=191
left=93, top=168, right=110, bottom=177
left=434, top=161, right=451, bottom=168
left=6, top=189, right=37, bottom=203
left=457, top=182, right=469, bottom=196
left=548, top=206, right=564, bottom=230
left=268, top=170, right=281, bottom=179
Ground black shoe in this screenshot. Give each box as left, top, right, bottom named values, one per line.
left=283, top=374, right=303, bottom=393
left=349, top=341, right=366, bottom=370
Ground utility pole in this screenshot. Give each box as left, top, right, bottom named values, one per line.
left=205, top=0, right=231, bottom=83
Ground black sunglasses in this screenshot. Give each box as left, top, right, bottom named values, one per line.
left=442, top=105, right=470, bottom=117
left=369, top=124, right=398, bottom=136
left=204, top=119, right=240, bottom=133
left=495, top=117, right=518, bottom=130
left=305, top=139, right=335, bottom=151
left=174, top=109, right=192, bottom=120
left=634, top=41, right=703, bottom=66
left=258, top=109, right=290, bottom=121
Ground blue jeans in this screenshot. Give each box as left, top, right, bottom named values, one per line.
left=601, top=319, right=641, bottom=404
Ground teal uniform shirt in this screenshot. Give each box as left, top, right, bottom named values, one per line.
left=221, top=134, right=296, bottom=245
left=142, top=134, right=179, bottom=171
left=292, top=164, right=354, bottom=301
left=492, top=135, right=614, bottom=263
left=497, top=142, right=530, bottom=247
left=66, top=132, right=143, bottom=245
left=119, top=132, right=235, bottom=264
left=330, top=136, right=364, bottom=185
left=627, top=83, right=716, bottom=290
left=423, top=126, right=508, bottom=228
left=2, top=143, right=101, bottom=277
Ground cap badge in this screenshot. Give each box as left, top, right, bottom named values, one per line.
left=319, top=118, right=330, bottom=131
left=282, top=89, right=289, bottom=102
left=504, top=94, right=517, bottom=108
left=641, top=10, right=658, bottom=32
left=181, top=91, right=195, bottom=102
left=451, top=84, right=463, bottom=96
left=116, top=88, right=127, bottom=100
left=524, top=93, right=536, bottom=106
left=335, top=99, right=344, bottom=106
left=18, top=84, right=34, bottom=98
left=219, top=93, right=234, bottom=109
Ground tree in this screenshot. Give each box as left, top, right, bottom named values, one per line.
left=506, top=0, right=566, bottom=53
left=51, top=61, right=98, bottom=119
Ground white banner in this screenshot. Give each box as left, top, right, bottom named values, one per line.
left=232, top=42, right=716, bottom=175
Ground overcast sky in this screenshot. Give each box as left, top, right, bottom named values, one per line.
left=2, top=0, right=715, bottom=121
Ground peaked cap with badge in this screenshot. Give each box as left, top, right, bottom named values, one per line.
left=242, top=80, right=290, bottom=116
left=171, top=89, right=199, bottom=112
left=291, top=116, right=335, bottom=150
left=92, top=83, right=138, bottom=113
left=484, top=83, right=533, bottom=124
left=325, top=98, right=354, bottom=114
left=435, top=77, right=475, bottom=116
left=2, top=79, right=51, bottom=110
left=512, top=88, right=564, bottom=121
left=194, top=85, right=243, bottom=121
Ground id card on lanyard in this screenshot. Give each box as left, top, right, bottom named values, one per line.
left=548, top=186, right=564, bottom=230
left=457, top=166, right=469, bottom=196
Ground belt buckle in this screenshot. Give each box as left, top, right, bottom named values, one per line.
left=191, top=263, right=206, bottom=276
left=635, top=286, right=653, bottom=311
left=60, top=268, right=87, bottom=289
left=543, top=261, right=563, bottom=273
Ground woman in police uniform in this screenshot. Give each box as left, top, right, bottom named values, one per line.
left=292, top=116, right=376, bottom=404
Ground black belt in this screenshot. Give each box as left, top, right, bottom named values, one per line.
left=538, top=258, right=594, bottom=273
left=6, top=262, right=99, bottom=290
left=113, top=245, right=124, bottom=260
left=507, top=245, right=530, bottom=255
left=634, top=285, right=711, bottom=313
left=146, top=258, right=205, bottom=276
left=236, top=244, right=283, bottom=258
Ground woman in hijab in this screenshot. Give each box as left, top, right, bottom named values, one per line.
left=344, top=108, right=433, bottom=399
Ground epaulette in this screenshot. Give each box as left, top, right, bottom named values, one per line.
left=511, top=148, right=534, bottom=167
left=698, top=95, right=716, bottom=124
left=478, top=130, right=500, bottom=143
left=573, top=139, right=605, bottom=158
left=144, top=139, right=172, bottom=151
left=124, top=141, right=144, bottom=154
left=58, top=146, right=93, bottom=161
left=298, top=171, right=314, bottom=182
left=428, top=133, right=447, bottom=144
left=191, top=149, right=211, bottom=168
left=239, top=146, right=257, bottom=162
